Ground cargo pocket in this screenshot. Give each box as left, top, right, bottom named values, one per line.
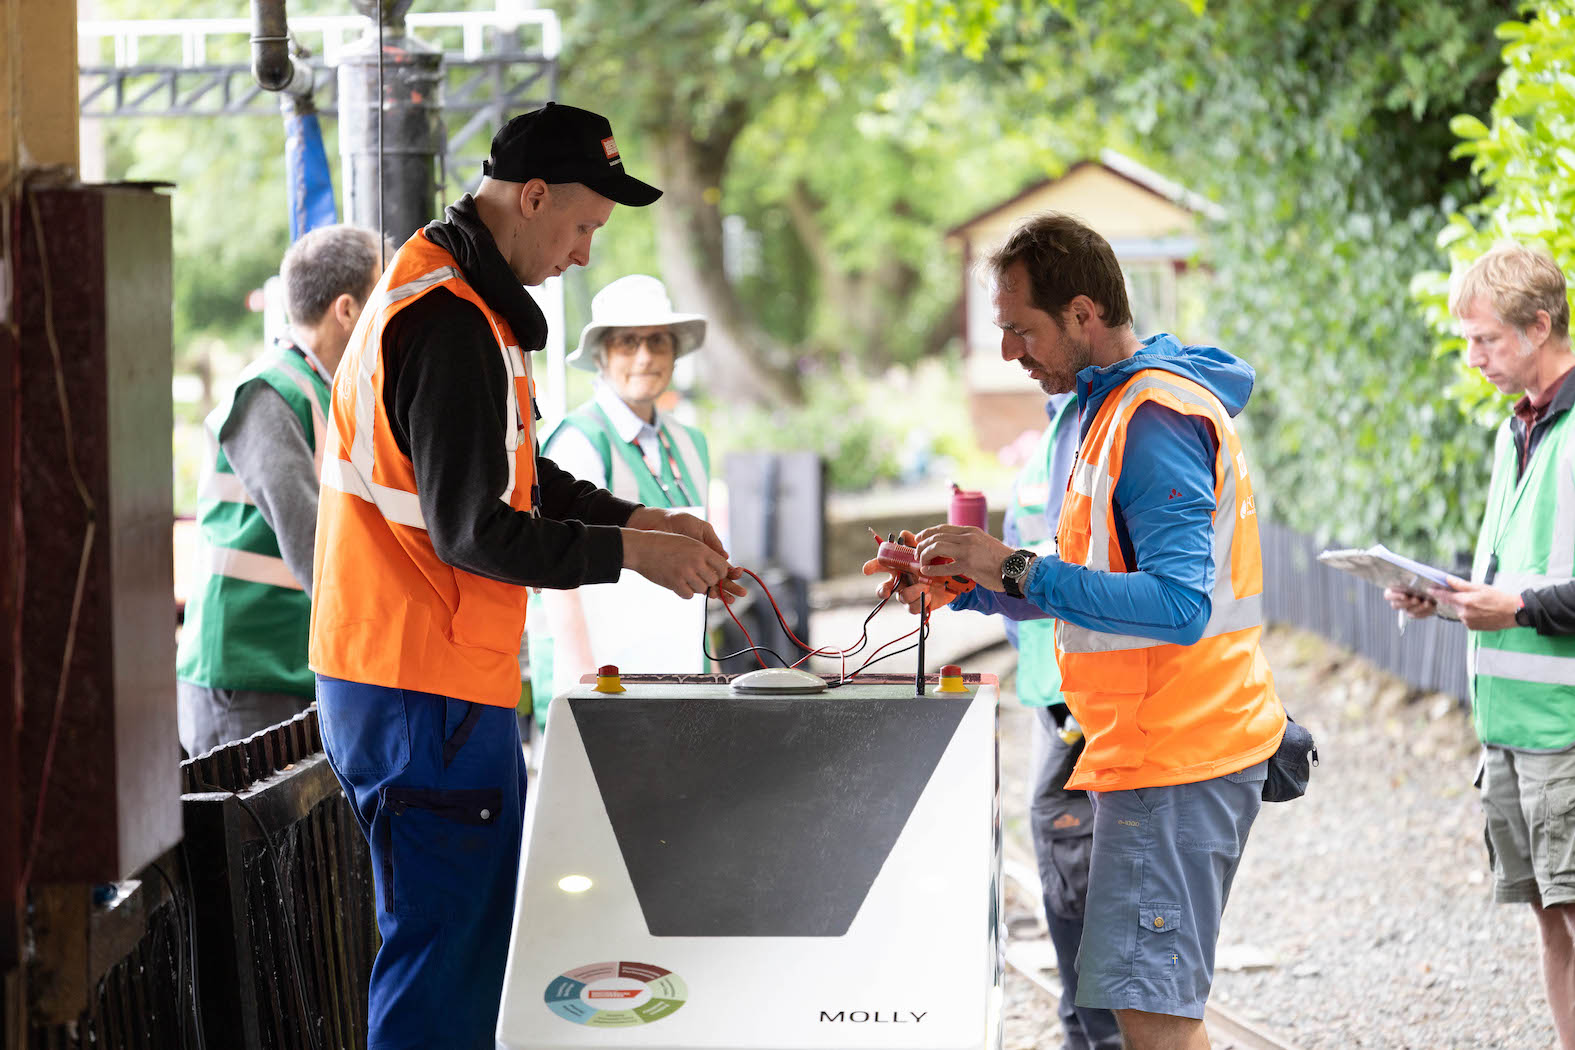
left=380, top=786, right=505, bottom=918
left=1479, top=780, right=1516, bottom=883
left=1134, top=904, right=1181, bottom=980
left=1537, top=777, right=1575, bottom=887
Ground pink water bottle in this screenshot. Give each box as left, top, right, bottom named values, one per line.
left=949, top=483, right=987, bottom=530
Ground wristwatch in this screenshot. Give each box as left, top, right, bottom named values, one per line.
left=1000, top=549, right=1038, bottom=599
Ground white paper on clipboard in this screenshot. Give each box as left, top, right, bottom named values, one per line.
left=1317, top=543, right=1461, bottom=621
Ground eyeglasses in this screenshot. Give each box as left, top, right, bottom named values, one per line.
left=606, top=330, right=676, bottom=354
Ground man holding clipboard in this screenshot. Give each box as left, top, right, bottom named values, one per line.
left=1389, top=242, right=1575, bottom=1050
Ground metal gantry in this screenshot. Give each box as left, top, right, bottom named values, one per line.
left=77, top=9, right=559, bottom=196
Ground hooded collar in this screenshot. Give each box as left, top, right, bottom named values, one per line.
left=422, top=194, right=550, bottom=351
left=1074, top=332, right=1257, bottom=435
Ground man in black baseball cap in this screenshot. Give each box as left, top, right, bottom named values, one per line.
left=311, top=102, right=742, bottom=1049
left=467, top=101, right=663, bottom=287
left=484, top=101, right=661, bottom=207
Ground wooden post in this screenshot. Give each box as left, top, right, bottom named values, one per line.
left=1, top=0, right=80, bottom=187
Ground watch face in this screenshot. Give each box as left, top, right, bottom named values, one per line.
left=1002, top=552, right=1028, bottom=581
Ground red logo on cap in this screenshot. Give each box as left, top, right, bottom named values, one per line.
left=601, top=136, right=619, bottom=161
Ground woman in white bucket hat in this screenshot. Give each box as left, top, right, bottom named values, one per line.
left=527, top=275, right=713, bottom=724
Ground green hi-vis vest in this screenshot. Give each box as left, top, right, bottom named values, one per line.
left=527, top=400, right=711, bottom=725
left=176, top=348, right=328, bottom=698
left=1004, top=398, right=1078, bottom=708
left=1469, top=404, right=1575, bottom=750
left=551, top=402, right=710, bottom=509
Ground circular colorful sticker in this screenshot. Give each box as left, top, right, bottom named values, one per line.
left=544, top=961, right=688, bottom=1027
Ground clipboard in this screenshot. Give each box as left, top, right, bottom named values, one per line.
left=1316, top=543, right=1461, bottom=621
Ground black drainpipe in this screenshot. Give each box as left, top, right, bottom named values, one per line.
left=250, top=0, right=314, bottom=99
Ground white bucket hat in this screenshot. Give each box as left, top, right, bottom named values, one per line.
left=566, top=274, right=708, bottom=373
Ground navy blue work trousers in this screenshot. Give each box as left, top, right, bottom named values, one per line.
left=316, top=675, right=528, bottom=1050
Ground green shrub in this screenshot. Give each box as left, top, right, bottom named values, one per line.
left=1101, top=1, right=1512, bottom=563
left=1414, top=1, right=1575, bottom=426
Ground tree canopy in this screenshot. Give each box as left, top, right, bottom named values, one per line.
left=1066, top=0, right=1514, bottom=562
left=1416, top=1, right=1575, bottom=422
left=96, top=0, right=1553, bottom=550
left=555, top=0, right=1522, bottom=555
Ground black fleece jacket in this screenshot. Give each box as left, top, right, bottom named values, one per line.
left=377, top=195, right=637, bottom=589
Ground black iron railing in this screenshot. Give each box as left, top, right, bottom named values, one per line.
left=27, top=707, right=376, bottom=1050
left=181, top=707, right=376, bottom=1050
left=1262, top=520, right=1469, bottom=699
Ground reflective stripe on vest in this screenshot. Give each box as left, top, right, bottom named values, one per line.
left=660, top=419, right=707, bottom=505
left=1058, top=372, right=1262, bottom=655
left=278, top=356, right=328, bottom=476
left=198, top=457, right=252, bottom=505
left=606, top=428, right=638, bottom=502
left=206, top=542, right=302, bottom=590
left=1472, top=646, right=1575, bottom=686
left=319, top=456, right=425, bottom=529
left=321, top=265, right=540, bottom=528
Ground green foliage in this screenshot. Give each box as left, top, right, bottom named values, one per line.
left=1415, top=1, right=1575, bottom=423
left=739, top=0, right=1513, bottom=559
left=1072, top=0, right=1514, bottom=563
left=551, top=0, right=1075, bottom=369
left=87, top=0, right=1530, bottom=554
left=107, top=117, right=294, bottom=357
left=721, top=80, right=1074, bottom=366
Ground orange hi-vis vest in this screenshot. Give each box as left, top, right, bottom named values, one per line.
left=1055, top=368, right=1284, bottom=792
left=309, top=231, right=540, bottom=708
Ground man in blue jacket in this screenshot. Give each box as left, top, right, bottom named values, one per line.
left=874, top=212, right=1283, bottom=1050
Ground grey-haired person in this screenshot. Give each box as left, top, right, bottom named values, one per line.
left=176, top=222, right=385, bottom=756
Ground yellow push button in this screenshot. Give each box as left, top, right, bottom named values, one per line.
left=936, top=664, right=969, bottom=694
left=594, top=664, right=626, bottom=694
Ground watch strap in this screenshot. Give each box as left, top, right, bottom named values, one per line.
left=1002, top=549, right=1035, bottom=599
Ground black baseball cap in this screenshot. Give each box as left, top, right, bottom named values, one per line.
left=483, top=102, right=662, bottom=207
